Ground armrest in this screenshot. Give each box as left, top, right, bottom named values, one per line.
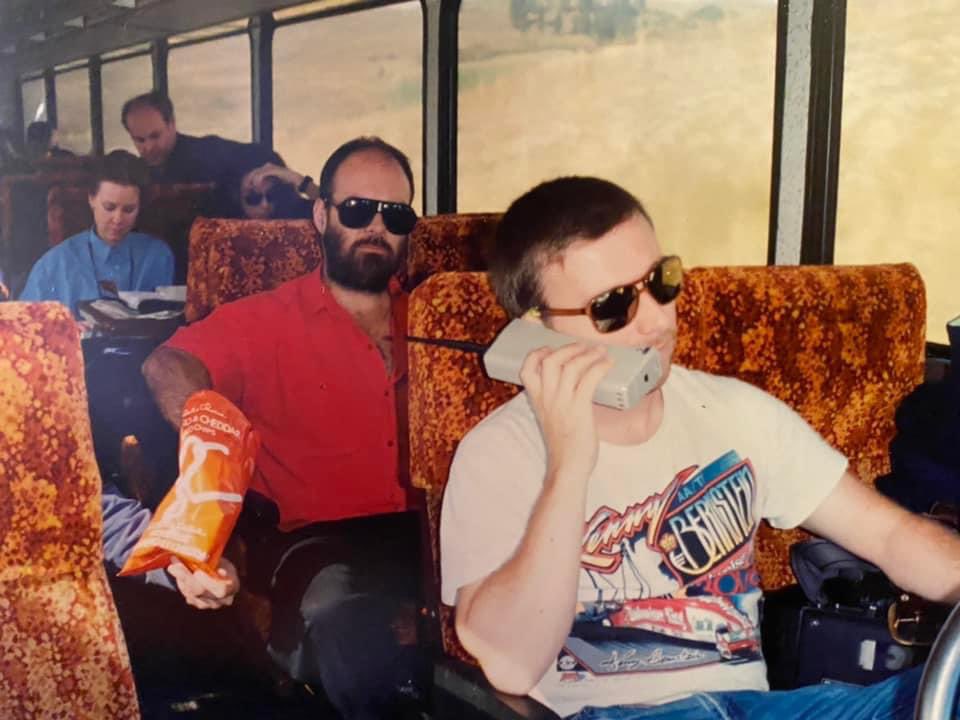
left=433, top=657, right=561, bottom=720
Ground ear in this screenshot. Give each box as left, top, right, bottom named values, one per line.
left=312, top=197, right=328, bottom=236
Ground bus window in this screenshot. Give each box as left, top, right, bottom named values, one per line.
left=273, top=2, right=423, bottom=197
left=274, top=1, right=359, bottom=21
left=168, top=33, right=252, bottom=142
left=21, top=77, right=45, bottom=126
left=102, top=53, right=152, bottom=153
left=54, top=66, right=93, bottom=154
left=457, top=0, right=776, bottom=267
left=836, top=2, right=959, bottom=344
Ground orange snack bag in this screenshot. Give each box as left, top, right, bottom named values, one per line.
left=119, top=390, right=260, bottom=577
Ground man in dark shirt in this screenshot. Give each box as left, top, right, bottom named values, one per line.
left=121, top=91, right=282, bottom=185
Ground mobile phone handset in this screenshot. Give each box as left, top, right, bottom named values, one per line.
left=482, top=318, right=662, bottom=411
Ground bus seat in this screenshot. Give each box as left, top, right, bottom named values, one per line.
left=0, top=171, right=91, bottom=298
left=46, top=182, right=91, bottom=245
left=405, top=212, right=499, bottom=290
left=0, top=302, right=140, bottom=719
left=408, top=263, right=926, bottom=677
left=46, top=182, right=216, bottom=285
left=135, top=183, right=217, bottom=285
left=184, top=217, right=322, bottom=323
left=184, top=213, right=499, bottom=323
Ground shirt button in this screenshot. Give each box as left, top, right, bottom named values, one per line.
left=367, top=344, right=374, bottom=351
left=383, top=390, right=390, bottom=397
left=387, top=440, right=394, bottom=447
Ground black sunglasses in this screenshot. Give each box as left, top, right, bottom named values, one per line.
left=536, top=255, right=683, bottom=333
left=330, top=196, right=418, bottom=235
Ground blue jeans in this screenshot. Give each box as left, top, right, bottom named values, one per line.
left=569, top=666, right=934, bottom=720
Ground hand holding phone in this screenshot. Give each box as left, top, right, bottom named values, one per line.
left=520, top=343, right=611, bottom=483
left=483, top=319, right=662, bottom=410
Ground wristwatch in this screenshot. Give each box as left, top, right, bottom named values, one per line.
left=297, top=175, right=313, bottom=194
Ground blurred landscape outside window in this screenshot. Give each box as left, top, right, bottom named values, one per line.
left=54, top=67, right=92, bottom=154
left=168, top=33, right=252, bottom=142
left=836, top=0, right=959, bottom=344
left=21, top=77, right=45, bottom=128
left=102, top=54, right=152, bottom=153
left=458, top=0, right=777, bottom=268
left=273, top=2, right=423, bottom=200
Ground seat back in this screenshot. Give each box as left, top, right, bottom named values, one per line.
left=0, top=302, right=140, bottom=718
left=405, top=213, right=499, bottom=290
left=408, top=264, right=926, bottom=662
left=0, top=171, right=91, bottom=297
left=184, top=213, right=499, bottom=323
left=184, top=217, right=322, bottom=323
left=47, top=182, right=216, bottom=284
left=46, top=182, right=90, bottom=245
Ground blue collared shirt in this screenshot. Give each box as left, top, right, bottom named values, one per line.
left=19, top=228, right=174, bottom=317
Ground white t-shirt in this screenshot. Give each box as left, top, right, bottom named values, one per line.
left=440, top=366, right=848, bottom=717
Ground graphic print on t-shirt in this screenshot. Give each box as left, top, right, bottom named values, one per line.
left=560, top=450, right=762, bottom=678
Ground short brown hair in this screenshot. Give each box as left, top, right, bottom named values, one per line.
left=121, top=91, right=174, bottom=130
left=318, top=136, right=414, bottom=202
left=88, top=150, right=149, bottom=197
left=489, top=176, right=651, bottom=318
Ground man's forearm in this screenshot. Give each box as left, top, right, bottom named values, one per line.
left=457, top=468, right=588, bottom=695
left=805, top=472, right=960, bottom=605
left=142, top=346, right=212, bottom=429
left=882, top=512, right=960, bottom=604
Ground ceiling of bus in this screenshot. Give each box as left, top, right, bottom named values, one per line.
left=0, top=0, right=322, bottom=75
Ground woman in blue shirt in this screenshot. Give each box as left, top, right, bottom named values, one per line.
left=19, top=149, right=174, bottom=316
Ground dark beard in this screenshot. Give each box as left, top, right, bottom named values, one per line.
left=321, top=226, right=406, bottom=293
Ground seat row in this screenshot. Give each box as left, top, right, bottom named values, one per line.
left=0, top=211, right=927, bottom=717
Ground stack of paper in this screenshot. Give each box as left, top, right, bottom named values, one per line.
left=118, top=285, right=186, bottom=310
left=83, top=299, right=182, bottom=321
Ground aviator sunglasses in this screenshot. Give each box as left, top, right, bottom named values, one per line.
left=329, top=196, right=419, bottom=235
left=535, top=255, right=684, bottom=333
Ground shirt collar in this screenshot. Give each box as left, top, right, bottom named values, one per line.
left=88, top=228, right=124, bottom=263
left=304, top=272, right=405, bottom=314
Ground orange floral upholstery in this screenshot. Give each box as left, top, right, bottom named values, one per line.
left=184, top=218, right=322, bottom=323
left=405, top=213, right=499, bottom=290
left=184, top=213, right=499, bottom=323
left=408, top=264, right=926, bottom=663
left=0, top=302, right=140, bottom=718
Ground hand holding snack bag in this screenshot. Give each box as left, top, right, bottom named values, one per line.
left=120, top=390, right=260, bottom=578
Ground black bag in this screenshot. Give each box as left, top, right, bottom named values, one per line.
left=761, top=540, right=928, bottom=690
left=762, top=586, right=927, bottom=689
left=876, top=320, right=960, bottom=513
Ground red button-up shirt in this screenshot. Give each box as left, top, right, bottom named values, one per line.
left=165, top=272, right=409, bottom=530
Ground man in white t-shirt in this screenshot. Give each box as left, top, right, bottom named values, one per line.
left=440, top=177, right=960, bottom=720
